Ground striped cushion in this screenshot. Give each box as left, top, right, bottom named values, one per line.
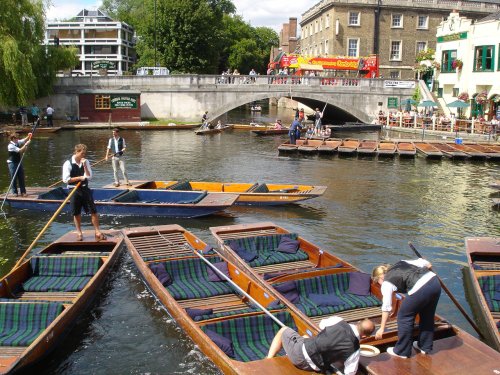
left=478, top=275, right=500, bottom=312
left=22, top=276, right=92, bottom=292
left=167, top=181, right=193, bottom=191
left=160, top=257, right=234, bottom=300
left=223, top=234, right=308, bottom=267
left=274, top=273, right=381, bottom=318
left=30, top=256, right=101, bottom=277
left=0, top=302, right=63, bottom=346
left=201, top=312, right=295, bottom=362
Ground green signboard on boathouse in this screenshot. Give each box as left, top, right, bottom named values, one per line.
left=110, top=95, right=138, bottom=109
left=387, top=97, right=398, bottom=109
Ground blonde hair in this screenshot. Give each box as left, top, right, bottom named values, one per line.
left=371, top=265, right=390, bottom=283
left=74, top=144, right=87, bottom=154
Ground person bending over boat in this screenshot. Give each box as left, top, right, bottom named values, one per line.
left=267, top=316, right=375, bottom=375
left=62, top=144, right=106, bottom=242
left=372, top=258, right=441, bottom=358
left=289, top=119, right=302, bottom=145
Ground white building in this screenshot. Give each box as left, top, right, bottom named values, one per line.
left=45, top=9, right=136, bottom=76
left=436, top=11, right=500, bottom=120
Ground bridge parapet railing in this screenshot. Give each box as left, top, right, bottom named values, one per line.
left=213, top=74, right=362, bottom=87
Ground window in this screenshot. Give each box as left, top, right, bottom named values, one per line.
left=315, top=20, right=318, bottom=33
left=320, top=18, right=323, bottom=31
left=325, top=40, right=329, bottom=54
left=302, top=27, right=307, bottom=38
left=348, top=12, right=360, bottom=26
left=416, top=42, right=427, bottom=54
left=474, top=45, right=495, bottom=71
left=417, top=15, right=428, bottom=29
left=390, top=41, right=401, bottom=60
left=326, top=14, right=330, bottom=28
left=390, top=71, right=400, bottom=79
left=441, top=50, right=457, bottom=72
left=392, top=14, right=403, bottom=28
left=348, top=39, right=359, bottom=57
left=452, top=88, right=459, bottom=97
left=95, top=95, right=110, bottom=109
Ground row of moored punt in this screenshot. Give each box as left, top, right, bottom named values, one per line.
left=278, top=138, right=500, bottom=160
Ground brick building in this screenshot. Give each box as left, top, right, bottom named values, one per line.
left=270, top=18, right=300, bottom=65
left=300, top=0, right=500, bottom=79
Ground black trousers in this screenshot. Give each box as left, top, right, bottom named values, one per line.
left=394, top=276, right=441, bottom=357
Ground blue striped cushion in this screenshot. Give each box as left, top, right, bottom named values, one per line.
left=161, top=257, right=234, bottom=300
left=201, top=312, right=295, bottom=362
left=0, top=302, right=63, bottom=346
left=479, top=275, right=500, bottom=313
left=30, top=256, right=101, bottom=277
left=275, top=272, right=381, bottom=317
left=23, top=276, right=92, bottom=292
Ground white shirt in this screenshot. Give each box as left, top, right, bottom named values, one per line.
left=46, top=106, right=54, bottom=115
left=107, top=136, right=126, bottom=155
left=381, top=258, right=435, bottom=312
left=302, top=316, right=361, bottom=375
left=62, top=156, right=92, bottom=187
left=7, top=139, right=26, bottom=163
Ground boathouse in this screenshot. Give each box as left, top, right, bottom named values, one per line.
left=78, top=89, right=141, bottom=122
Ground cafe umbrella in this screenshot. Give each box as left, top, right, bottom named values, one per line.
left=417, top=100, right=438, bottom=140
left=403, top=98, right=417, bottom=111
left=447, top=100, right=470, bottom=137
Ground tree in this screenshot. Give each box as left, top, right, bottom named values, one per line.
left=0, top=0, right=78, bottom=106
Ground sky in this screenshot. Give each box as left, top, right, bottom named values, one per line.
left=46, top=0, right=320, bottom=31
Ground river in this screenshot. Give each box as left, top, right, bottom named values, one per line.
left=0, top=106, right=499, bottom=374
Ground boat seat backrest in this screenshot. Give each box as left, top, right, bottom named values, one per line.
left=160, top=257, right=234, bottom=300
left=275, top=273, right=381, bottom=318
left=113, top=190, right=140, bottom=203
left=166, top=181, right=193, bottom=191
left=0, top=302, right=63, bottom=346
left=38, top=187, right=68, bottom=200
left=478, top=275, right=500, bottom=312
left=251, top=183, right=269, bottom=193
left=30, top=256, right=102, bottom=277
left=201, top=311, right=296, bottom=362
left=224, top=233, right=299, bottom=254
left=244, top=182, right=259, bottom=192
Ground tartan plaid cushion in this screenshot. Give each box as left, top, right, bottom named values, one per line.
left=160, top=257, right=234, bottom=300
left=30, top=256, right=101, bottom=277
left=478, top=275, right=500, bottom=312
left=0, top=302, right=63, bottom=346
left=274, top=273, right=381, bottom=318
left=201, top=311, right=296, bottom=362
left=23, top=276, right=92, bottom=292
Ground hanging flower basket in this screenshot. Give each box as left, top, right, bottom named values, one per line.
left=451, top=59, right=463, bottom=70
left=458, top=92, right=469, bottom=101
left=475, top=92, right=488, bottom=105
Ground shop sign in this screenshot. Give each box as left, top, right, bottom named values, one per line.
left=91, top=60, right=117, bottom=70
left=387, top=97, right=398, bottom=108
left=110, top=95, right=138, bottom=109
left=384, top=80, right=416, bottom=89
left=437, top=32, right=467, bottom=43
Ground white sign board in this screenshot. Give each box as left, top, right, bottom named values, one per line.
left=383, top=80, right=416, bottom=89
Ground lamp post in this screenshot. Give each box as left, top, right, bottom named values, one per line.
left=154, top=0, right=157, bottom=67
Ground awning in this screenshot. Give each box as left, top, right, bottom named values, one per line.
left=299, top=64, right=324, bottom=71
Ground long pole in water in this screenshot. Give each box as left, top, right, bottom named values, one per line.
left=408, top=242, right=485, bottom=339
left=1, top=120, right=39, bottom=210
left=191, top=247, right=286, bottom=328
left=13, top=182, right=82, bottom=269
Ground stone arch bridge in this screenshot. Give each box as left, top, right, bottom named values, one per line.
left=53, top=75, right=419, bottom=123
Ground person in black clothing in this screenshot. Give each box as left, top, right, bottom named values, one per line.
left=7, top=132, right=32, bottom=196
left=372, top=259, right=441, bottom=358
left=62, top=144, right=106, bottom=242
left=267, top=317, right=374, bottom=375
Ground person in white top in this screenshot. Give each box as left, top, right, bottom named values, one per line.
left=372, top=258, right=441, bottom=358
left=45, top=104, right=54, bottom=127
left=62, top=144, right=106, bottom=241
left=105, top=128, right=130, bottom=186
left=267, top=316, right=374, bottom=375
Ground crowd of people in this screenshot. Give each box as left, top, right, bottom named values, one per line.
left=13, top=104, right=55, bottom=127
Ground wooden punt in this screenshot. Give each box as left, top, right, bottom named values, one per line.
left=446, top=143, right=487, bottom=159
left=317, top=138, right=342, bottom=153
left=0, top=230, right=122, bottom=374
left=464, top=143, right=500, bottom=160
left=210, top=222, right=500, bottom=374
left=298, top=139, right=323, bottom=154
left=376, top=140, right=397, bottom=157
left=231, top=124, right=273, bottom=131
left=357, top=140, right=378, bottom=156
left=490, top=180, right=500, bottom=190
left=2, top=126, right=61, bottom=135
left=118, top=124, right=199, bottom=130
left=0, top=187, right=238, bottom=218
left=106, top=180, right=327, bottom=206
left=396, top=141, right=416, bottom=157
left=122, top=224, right=318, bottom=375
left=413, top=142, right=443, bottom=159
left=194, top=125, right=233, bottom=135
left=337, top=138, right=360, bottom=155
left=431, top=142, right=470, bottom=159
left=277, top=142, right=298, bottom=153
left=252, top=128, right=289, bottom=136
left=463, top=237, right=500, bottom=351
